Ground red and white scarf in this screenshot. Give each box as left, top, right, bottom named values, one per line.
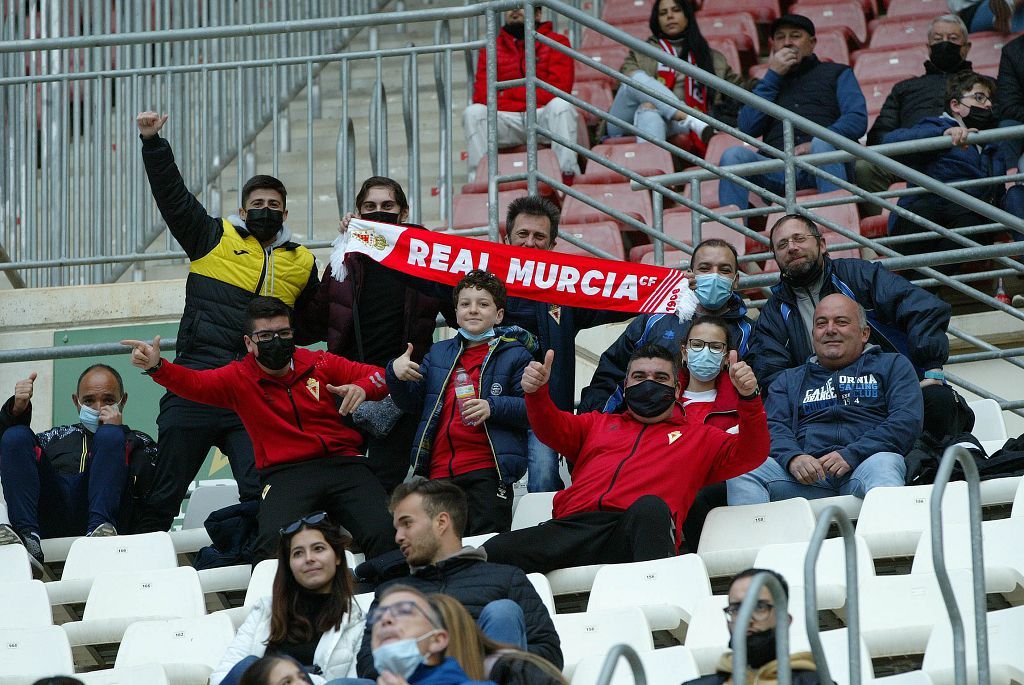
left=656, top=39, right=708, bottom=112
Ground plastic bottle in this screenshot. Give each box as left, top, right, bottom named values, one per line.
left=995, top=278, right=1011, bottom=305
left=453, top=366, right=477, bottom=426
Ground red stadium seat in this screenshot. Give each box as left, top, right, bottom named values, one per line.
left=852, top=46, right=928, bottom=82
left=581, top=22, right=649, bottom=49
left=601, top=0, right=652, bottom=24
left=701, top=13, right=761, bottom=54
left=575, top=44, right=631, bottom=86
left=860, top=212, right=889, bottom=239
left=789, top=2, right=868, bottom=45
left=707, top=38, right=743, bottom=75
left=699, top=0, right=781, bottom=24
left=640, top=249, right=691, bottom=266
left=462, top=149, right=562, bottom=198
left=868, top=16, right=936, bottom=50
left=554, top=221, right=627, bottom=260
left=451, top=189, right=529, bottom=231
left=862, top=78, right=900, bottom=130
left=578, top=142, right=675, bottom=184
left=705, top=133, right=755, bottom=166
left=968, top=31, right=1022, bottom=71
left=662, top=205, right=747, bottom=254
left=797, top=0, right=877, bottom=19
left=764, top=191, right=863, bottom=258
left=884, top=0, right=946, bottom=18
left=815, top=30, right=853, bottom=65
left=572, top=81, right=614, bottom=127
left=682, top=179, right=723, bottom=208
left=560, top=183, right=654, bottom=229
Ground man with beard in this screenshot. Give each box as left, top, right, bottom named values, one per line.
left=462, top=6, right=579, bottom=182
left=730, top=294, right=921, bottom=504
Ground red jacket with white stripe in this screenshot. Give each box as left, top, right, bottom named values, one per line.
left=527, top=385, right=769, bottom=547
left=149, top=348, right=387, bottom=470
left=472, top=22, right=574, bottom=111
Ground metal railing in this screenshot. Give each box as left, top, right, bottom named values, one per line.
left=731, top=570, right=793, bottom=685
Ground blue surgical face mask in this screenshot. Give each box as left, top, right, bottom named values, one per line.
left=78, top=405, right=101, bottom=433
left=694, top=273, right=734, bottom=310
left=372, top=630, right=436, bottom=678
left=687, top=347, right=725, bottom=382
left=458, top=327, right=495, bottom=342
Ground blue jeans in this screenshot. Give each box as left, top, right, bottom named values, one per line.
left=477, top=599, right=528, bottom=650
left=607, top=71, right=694, bottom=142
left=969, top=1, right=1024, bottom=32
left=726, top=452, right=907, bottom=505
left=717, top=138, right=848, bottom=211
left=527, top=429, right=563, bottom=492
left=0, top=424, right=129, bottom=537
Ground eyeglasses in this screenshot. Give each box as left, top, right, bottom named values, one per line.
left=367, top=600, right=433, bottom=627
left=687, top=338, right=727, bottom=354
left=251, top=328, right=295, bottom=343
left=723, top=600, right=775, bottom=621
left=280, top=511, right=329, bottom=536
left=959, top=92, right=992, bottom=105
left=773, top=233, right=819, bottom=252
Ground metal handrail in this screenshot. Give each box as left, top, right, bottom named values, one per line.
left=593, top=644, right=647, bottom=685
left=731, top=571, right=792, bottom=685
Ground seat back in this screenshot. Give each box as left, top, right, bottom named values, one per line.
left=115, top=613, right=236, bottom=671
left=552, top=607, right=654, bottom=677
left=511, top=492, right=556, bottom=530
left=0, top=543, right=33, bottom=582
left=527, top=572, right=556, bottom=617
left=697, top=499, right=818, bottom=577
left=588, top=555, right=712, bottom=624
left=78, top=664, right=172, bottom=685
left=62, top=531, right=178, bottom=581
left=856, top=482, right=969, bottom=558
left=968, top=398, right=1008, bottom=443
left=82, top=566, right=206, bottom=621
left=0, top=579, right=52, bottom=629
left=753, top=535, right=875, bottom=610
left=0, top=626, right=74, bottom=677
left=182, top=482, right=240, bottom=530
left=571, top=645, right=700, bottom=685
left=243, top=558, right=279, bottom=608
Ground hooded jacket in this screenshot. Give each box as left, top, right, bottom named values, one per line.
left=147, top=348, right=388, bottom=470
left=766, top=345, right=924, bottom=471
left=386, top=327, right=536, bottom=485
left=866, top=59, right=975, bottom=145
left=747, top=255, right=951, bottom=388
left=471, top=22, right=573, bottom=111
left=356, top=546, right=563, bottom=677
left=679, top=367, right=742, bottom=432
left=579, top=293, right=754, bottom=414
left=683, top=651, right=824, bottom=685
left=140, top=135, right=319, bottom=374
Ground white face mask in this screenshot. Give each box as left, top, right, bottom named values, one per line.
left=372, top=630, right=437, bottom=678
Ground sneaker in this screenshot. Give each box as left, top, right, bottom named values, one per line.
left=19, top=530, right=45, bottom=576
left=87, top=522, right=118, bottom=537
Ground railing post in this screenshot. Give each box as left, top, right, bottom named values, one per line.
left=486, top=7, right=501, bottom=241
left=524, top=0, right=539, bottom=196
left=593, top=644, right=647, bottom=685
left=783, top=120, right=796, bottom=213
left=652, top=191, right=665, bottom=266
left=731, top=571, right=792, bottom=685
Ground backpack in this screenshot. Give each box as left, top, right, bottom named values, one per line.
left=905, top=431, right=1024, bottom=485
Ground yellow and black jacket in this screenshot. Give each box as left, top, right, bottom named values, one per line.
left=141, top=136, right=318, bottom=371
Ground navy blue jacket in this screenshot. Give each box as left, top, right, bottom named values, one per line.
left=766, top=346, right=923, bottom=470
left=410, top=657, right=495, bottom=684
left=578, top=293, right=754, bottom=413
left=386, top=327, right=535, bottom=485
left=747, top=256, right=951, bottom=388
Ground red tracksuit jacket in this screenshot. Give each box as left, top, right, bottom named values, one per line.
left=149, top=348, right=387, bottom=470
left=527, top=385, right=770, bottom=546
left=472, top=21, right=574, bottom=111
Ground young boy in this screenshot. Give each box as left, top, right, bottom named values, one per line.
left=387, top=270, right=535, bottom=535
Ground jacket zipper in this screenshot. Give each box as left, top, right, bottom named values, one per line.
left=597, top=424, right=647, bottom=511
left=285, top=387, right=304, bottom=430
left=414, top=350, right=459, bottom=475
left=477, top=341, right=505, bottom=483
left=254, top=246, right=270, bottom=295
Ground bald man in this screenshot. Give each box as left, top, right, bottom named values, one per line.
left=728, top=294, right=923, bottom=504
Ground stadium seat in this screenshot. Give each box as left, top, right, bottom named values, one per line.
left=588, top=555, right=712, bottom=635
left=978, top=475, right=1021, bottom=507
left=571, top=645, right=701, bottom=685
left=574, top=44, right=631, bottom=86
left=700, top=13, right=761, bottom=54
left=61, top=566, right=207, bottom=647
left=807, top=494, right=864, bottom=521
left=697, top=498, right=818, bottom=577
left=601, top=0, right=651, bottom=24
left=78, top=664, right=172, bottom=685
left=527, top=572, right=556, bottom=616
left=968, top=398, right=1008, bottom=454
left=354, top=591, right=374, bottom=614
left=852, top=46, right=928, bottom=83
left=640, top=249, right=691, bottom=266
left=911, top=517, right=1024, bottom=597
left=511, top=492, right=556, bottom=530
left=462, top=532, right=498, bottom=548
left=819, top=628, right=877, bottom=685
left=799, top=0, right=877, bottom=18
left=552, top=607, right=654, bottom=677
left=0, top=625, right=75, bottom=681
left=546, top=563, right=607, bottom=596
left=968, top=31, right=1018, bottom=72
left=884, top=0, right=947, bottom=17
left=790, top=2, right=868, bottom=45
left=681, top=179, right=722, bottom=208
left=862, top=78, right=899, bottom=124
left=922, top=604, right=1024, bottom=685
left=700, top=0, right=781, bottom=23
left=219, top=557, right=277, bottom=628
left=707, top=38, right=743, bottom=74
left=1014, top=478, right=1024, bottom=517
left=630, top=207, right=746, bottom=261
left=114, top=613, right=236, bottom=685
left=816, top=30, right=853, bottom=65
left=705, top=133, right=755, bottom=167
left=855, top=482, right=970, bottom=559
left=571, top=80, right=614, bottom=127
left=752, top=535, right=875, bottom=610
left=451, top=189, right=528, bottom=231
left=45, top=531, right=179, bottom=606
left=462, top=149, right=562, bottom=198
left=182, top=481, right=240, bottom=530
left=0, top=543, right=33, bottom=582
left=560, top=184, right=654, bottom=229
left=868, top=16, right=937, bottom=50
left=0, top=580, right=52, bottom=629
left=555, top=222, right=627, bottom=260
left=578, top=142, right=675, bottom=184
left=580, top=22, right=648, bottom=49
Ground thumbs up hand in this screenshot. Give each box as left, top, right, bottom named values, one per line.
left=522, top=350, right=554, bottom=394
left=392, top=343, right=423, bottom=382
left=727, top=350, right=759, bottom=397
left=12, top=372, right=37, bottom=416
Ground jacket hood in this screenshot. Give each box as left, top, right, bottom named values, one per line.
left=227, top=213, right=293, bottom=248
left=494, top=324, right=539, bottom=354
left=715, top=650, right=818, bottom=678
left=808, top=342, right=882, bottom=367
left=411, top=545, right=488, bottom=574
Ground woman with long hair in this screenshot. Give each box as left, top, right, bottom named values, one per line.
left=238, top=655, right=313, bottom=685
left=429, top=594, right=567, bottom=685
left=607, top=0, right=747, bottom=153
left=211, top=512, right=364, bottom=685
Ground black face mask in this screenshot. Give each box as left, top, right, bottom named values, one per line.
left=245, top=207, right=284, bottom=243
left=255, top=336, right=295, bottom=371
left=503, top=22, right=525, bottom=40
left=928, top=41, right=965, bottom=72
left=623, top=379, right=677, bottom=418
left=962, top=105, right=997, bottom=130
left=360, top=211, right=401, bottom=224
left=729, top=628, right=777, bottom=669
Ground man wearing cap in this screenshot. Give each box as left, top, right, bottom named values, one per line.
left=717, top=14, right=867, bottom=215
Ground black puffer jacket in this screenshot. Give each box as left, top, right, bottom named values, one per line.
left=866, top=60, right=974, bottom=145
left=355, top=547, right=562, bottom=677
left=997, top=35, right=1024, bottom=123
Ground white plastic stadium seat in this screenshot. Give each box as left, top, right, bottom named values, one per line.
left=115, top=613, right=236, bottom=685
left=45, top=531, right=179, bottom=606
left=61, top=566, right=207, bottom=647
left=911, top=517, right=1024, bottom=596
left=697, top=499, right=817, bottom=577
left=968, top=398, right=1008, bottom=454
left=462, top=532, right=497, bottom=547
left=807, top=495, right=864, bottom=521
left=526, top=572, right=556, bottom=616
left=218, top=558, right=278, bottom=628
left=819, top=628, right=876, bottom=685
left=873, top=672, right=935, bottom=685
left=552, top=607, right=653, bottom=678
left=1012, top=478, right=1024, bottom=518
left=0, top=580, right=52, bottom=629
left=0, top=544, right=33, bottom=582
left=78, top=664, right=172, bottom=685
left=855, top=482, right=969, bottom=559
left=182, top=481, right=240, bottom=529
left=0, top=626, right=74, bottom=680
left=752, top=536, right=875, bottom=611
left=571, top=645, right=700, bottom=685
left=511, top=492, right=556, bottom=530
left=923, top=604, right=1024, bottom=685
left=587, top=554, right=711, bottom=636
left=980, top=476, right=1021, bottom=507
left=546, top=563, right=606, bottom=596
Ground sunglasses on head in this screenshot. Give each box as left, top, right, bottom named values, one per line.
left=280, top=511, right=329, bottom=536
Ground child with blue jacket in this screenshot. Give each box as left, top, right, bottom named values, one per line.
left=387, top=270, right=535, bottom=535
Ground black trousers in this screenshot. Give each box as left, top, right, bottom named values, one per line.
left=441, top=468, right=513, bottom=535
left=681, top=481, right=728, bottom=553
left=365, top=412, right=418, bottom=495
left=255, top=456, right=398, bottom=562
left=133, top=396, right=260, bottom=534
left=482, top=495, right=676, bottom=574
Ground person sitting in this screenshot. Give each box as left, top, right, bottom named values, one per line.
left=211, top=513, right=363, bottom=685
left=430, top=594, right=567, bottom=685
left=387, top=270, right=533, bottom=535
left=237, top=655, right=312, bottom=685
left=0, top=365, right=156, bottom=569
left=681, top=569, right=824, bottom=685
left=123, top=296, right=398, bottom=562
left=717, top=14, right=867, bottom=214
left=728, top=294, right=923, bottom=505
left=607, top=0, right=747, bottom=150
left=579, top=238, right=754, bottom=414
left=355, top=478, right=561, bottom=678
left=368, top=585, right=497, bottom=684
left=482, top=343, right=769, bottom=573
